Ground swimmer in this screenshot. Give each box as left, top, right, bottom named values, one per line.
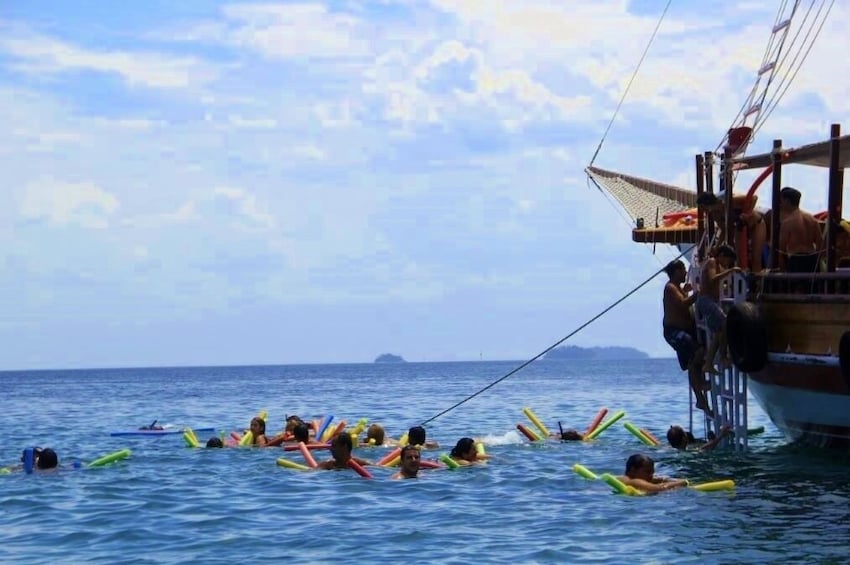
left=407, top=425, right=439, bottom=449
left=449, top=437, right=488, bottom=466
left=619, top=454, right=688, bottom=494
left=667, top=424, right=732, bottom=451
left=391, top=445, right=421, bottom=480
left=318, top=433, right=370, bottom=470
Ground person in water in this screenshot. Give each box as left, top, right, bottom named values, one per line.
left=407, top=426, right=439, bottom=449
left=667, top=424, right=733, bottom=451
left=391, top=445, right=421, bottom=480
left=7, top=447, right=61, bottom=472
left=619, top=454, right=689, bottom=494
left=319, top=433, right=370, bottom=470
left=363, top=423, right=388, bottom=446
left=449, top=437, right=488, bottom=465
left=249, top=417, right=268, bottom=447
left=663, top=259, right=710, bottom=414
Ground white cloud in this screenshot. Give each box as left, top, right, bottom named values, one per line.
left=19, top=180, right=119, bottom=229
left=1, top=34, right=218, bottom=89
left=213, top=187, right=276, bottom=230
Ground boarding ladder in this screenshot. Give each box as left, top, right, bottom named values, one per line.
left=690, top=267, right=749, bottom=452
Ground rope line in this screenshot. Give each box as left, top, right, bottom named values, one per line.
left=418, top=245, right=690, bottom=427
left=587, top=0, right=673, bottom=168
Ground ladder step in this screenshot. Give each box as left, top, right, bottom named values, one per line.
left=772, top=19, right=790, bottom=33
left=757, top=61, right=775, bottom=76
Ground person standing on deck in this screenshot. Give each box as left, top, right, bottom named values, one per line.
left=662, top=260, right=710, bottom=415
left=778, top=186, right=823, bottom=273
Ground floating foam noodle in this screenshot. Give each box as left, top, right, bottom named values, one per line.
left=572, top=463, right=598, bottom=480
left=692, top=479, right=735, bottom=492
left=439, top=454, right=459, bottom=469
left=350, top=418, right=368, bottom=437
left=23, top=448, right=35, bottom=474
left=475, top=442, right=486, bottom=457
left=516, top=423, right=541, bottom=442
left=347, top=459, right=372, bottom=479
left=623, top=422, right=656, bottom=446
left=377, top=447, right=402, bottom=467
left=299, top=442, right=319, bottom=469
left=185, top=428, right=199, bottom=445
left=238, top=431, right=254, bottom=447
left=88, top=448, right=131, bottom=468
left=323, top=420, right=347, bottom=442
left=522, top=407, right=550, bottom=438
left=183, top=429, right=200, bottom=448
left=583, top=407, right=608, bottom=437
left=397, top=433, right=409, bottom=447
left=639, top=428, right=662, bottom=446
left=277, top=458, right=310, bottom=471
left=600, top=473, right=643, bottom=496
left=314, top=415, right=334, bottom=444
left=585, top=410, right=625, bottom=440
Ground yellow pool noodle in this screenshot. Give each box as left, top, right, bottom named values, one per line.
left=184, top=427, right=199, bottom=445
left=585, top=410, right=626, bottom=440
left=523, top=407, right=550, bottom=438
left=397, top=433, right=409, bottom=447
left=383, top=455, right=401, bottom=467
left=350, top=418, right=368, bottom=437
left=257, top=410, right=267, bottom=421
left=475, top=442, right=486, bottom=457
left=692, top=479, right=735, bottom=492
left=238, top=431, right=254, bottom=447
left=623, top=422, right=655, bottom=446
left=183, top=430, right=200, bottom=448
left=572, top=463, right=598, bottom=480
left=276, top=458, right=311, bottom=471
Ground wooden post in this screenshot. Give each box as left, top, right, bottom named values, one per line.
left=826, top=124, right=843, bottom=272
left=723, top=148, right=734, bottom=246
left=704, top=151, right=715, bottom=246
left=770, top=139, right=783, bottom=270
left=696, top=154, right=705, bottom=257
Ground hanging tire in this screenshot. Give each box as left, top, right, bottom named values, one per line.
left=726, top=301, right=768, bottom=372
left=839, top=331, right=850, bottom=385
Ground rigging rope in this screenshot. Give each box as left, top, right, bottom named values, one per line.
left=587, top=0, right=673, bottom=169
left=418, top=245, right=690, bottom=427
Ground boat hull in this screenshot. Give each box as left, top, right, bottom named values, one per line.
left=748, top=361, right=850, bottom=448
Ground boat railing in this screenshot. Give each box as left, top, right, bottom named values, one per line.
left=749, top=271, right=850, bottom=297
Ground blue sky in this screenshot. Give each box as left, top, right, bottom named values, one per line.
left=1, top=1, right=846, bottom=369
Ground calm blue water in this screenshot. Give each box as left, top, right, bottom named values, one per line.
left=1, top=359, right=847, bottom=563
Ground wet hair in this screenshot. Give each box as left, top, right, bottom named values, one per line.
left=664, top=259, right=686, bottom=278
left=408, top=426, right=427, bottom=446
left=400, top=444, right=420, bottom=461
left=285, top=415, right=305, bottom=432
left=625, top=453, right=653, bottom=476
left=560, top=429, right=583, bottom=441
left=780, top=186, right=801, bottom=207
left=450, top=437, right=475, bottom=458
left=251, top=417, right=266, bottom=435
left=206, top=437, right=224, bottom=448
left=715, top=244, right=737, bottom=261
left=332, top=432, right=353, bottom=452
left=293, top=423, right=311, bottom=443
left=667, top=426, right=688, bottom=449
left=366, top=424, right=385, bottom=445
left=36, top=448, right=58, bottom=469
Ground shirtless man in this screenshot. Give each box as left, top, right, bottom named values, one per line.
left=391, top=445, right=421, bottom=479
left=696, top=245, right=741, bottom=374
left=662, top=260, right=709, bottom=414
left=318, top=432, right=370, bottom=470
left=738, top=209, right=768, bottom=272
left=778, top=186, right=823, bottom=273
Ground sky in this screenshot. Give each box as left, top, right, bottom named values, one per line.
left=1, top=1, right=847, bottom=370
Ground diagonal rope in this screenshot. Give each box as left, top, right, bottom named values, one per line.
left=588, top=0, right=673, bottom=168
left=418, top=245, right=690, bottom=427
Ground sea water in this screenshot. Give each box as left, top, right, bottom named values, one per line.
left=1, top=359, right=847, bottom=563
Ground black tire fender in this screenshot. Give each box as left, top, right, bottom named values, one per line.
left=726, top=301, right=768, bottom=372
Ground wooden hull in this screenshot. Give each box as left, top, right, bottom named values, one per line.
left=745, top=287, right=850, bottom=448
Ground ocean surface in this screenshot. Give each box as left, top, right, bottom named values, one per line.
left=2, top=359, right=848, bottom=564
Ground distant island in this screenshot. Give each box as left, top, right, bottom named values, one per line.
left=374, top=353, right=406, bottom=363
left=544, top=345, right=648, bottom=360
